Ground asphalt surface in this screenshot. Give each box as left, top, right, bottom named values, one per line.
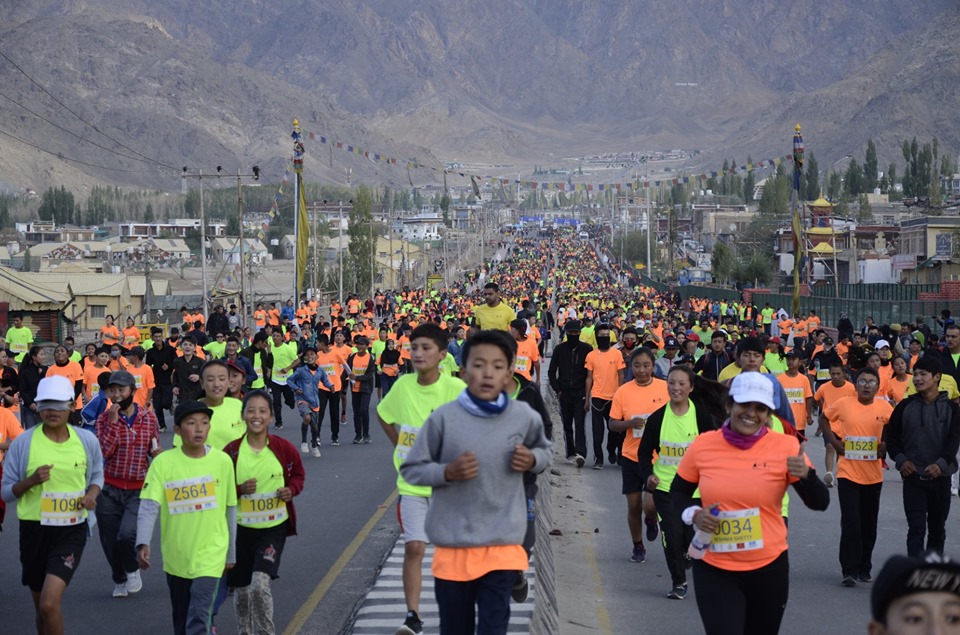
left=0, top=397, right=401, bottom=635
left=563, top=407, right=942, bottom=634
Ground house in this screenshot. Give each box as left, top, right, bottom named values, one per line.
left=210, top=237, right=270, bottom=264
left=16, top=222, right=98, bottom=246
left=280, top=235, right=297, bottom=260
left=397, top=214, right=444, bottom=241
left=0, top=265, right=70, bottom=341
left=115, top=238, right=193, bottom=264
left=118, top=219, right=226, bottom=240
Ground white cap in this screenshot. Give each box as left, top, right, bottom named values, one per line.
left=729, top=372, right=776, bottom=410
left=35, top=375, right=75, bottom=402
left=875, top=339, right=891, bottom=349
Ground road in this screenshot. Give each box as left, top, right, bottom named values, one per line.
left=0, top=398, right=401, bottom=635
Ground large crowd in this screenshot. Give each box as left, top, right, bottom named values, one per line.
left=1, top=230, right=960, bottom=634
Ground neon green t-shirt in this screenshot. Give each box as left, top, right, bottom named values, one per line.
left=140, top=447, right=237, bottom=579
left=371, top=339, right=387, bottom=362
left=236, top=437, right=287, bottom=529
left=6, top=325, right=34, bottom=363
left=20, top=426, right=88, bottom=523
left=174, top=398, right=244, bottom=450
left=438, top=352, right=460, bottom=377
left=376, top=373, right=466, bottom=497
left=270, top=341, right=299, bottom=385
left=652, top=400, right=699, bottom=494
left=203, top=341, right=226, bottom=359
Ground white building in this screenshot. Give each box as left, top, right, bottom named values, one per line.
left=118, top=219, right=226, bottom=240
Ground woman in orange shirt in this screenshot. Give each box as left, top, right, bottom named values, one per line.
left=99, top=315, right=120, bottom=347
left=122, top=317, right=141, bottom=350
left=253, top=305, right=267, bottom=332
left=886, top=357, right=911, bottom=405
left=671, top=372, right=829, bottom=635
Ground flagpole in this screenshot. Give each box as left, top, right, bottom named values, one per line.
left=791, top=124, right=804, bottom=318
left=292, top=118, right=306, bottom=303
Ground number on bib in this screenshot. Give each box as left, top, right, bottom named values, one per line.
left=658, top=440, right=691, bottom=466
left=711, top=508, right=764, bottom=552
left=238, top=493, right=288, bottom=525
left=844, top=436, right=878, bottom=461
left=164, top=476, right=218, bottom=515
left=40, top=491, right=86, bottom=526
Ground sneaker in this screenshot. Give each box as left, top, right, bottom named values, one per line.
left=575, top=454, right=585, bottom=468
left=630, top=544, right=646, bottom=563
left=158, top=425, right=168, bottom=433
left=331, top=438, right=340, bottom=446
left=352, top=435, right=363, bottom=444
left=300, top=442, right=309, bottom=453
left=113, top=583, right=128, bottom=598
left=396, top=610, right=423, bottom=635
left=841, top=575, right=857, bottom=587
left=511, top=572, right=529, bottom=603
left=645, top=517, right=659, bottom=542
left=592, top=458, right=603, bottom=470
left=311, top=446, right=321, bottom=458
left=124, top=569, right=142, bottom=594
left=666, top=584, right=687, bottom=600
left=858, top=573, right=873, bottom=583
left=274, top=424, right=284, bottom=430
left=953, top=487, right=959, bottom=497
left=362, top=435, right=372, bottom=444
left=823, top=472, right=835, bottom=488
left=608, top=453, right=618, bottom=466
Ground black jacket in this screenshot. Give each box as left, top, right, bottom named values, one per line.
left=939, top=349, right=960, bottom=390
left=146, top=343, right=178, bottom=386
left=172, top=355, right=204, bottom=401
left=886, top=392, right=960, bottom=477
left=206, top=312, right=231, bottom=337
left=694, top=349, right=734, bottom=382
left=548, top=339, right=593, bottom=393
left=18, top=362, right=46, bottom=409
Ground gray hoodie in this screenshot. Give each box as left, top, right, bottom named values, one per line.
left=400, top=398, right=551, bottom=547
left=886, top=391, right=960, bottom=476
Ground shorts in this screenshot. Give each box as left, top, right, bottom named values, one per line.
left=228, top=522, right=288, bottom=587
left=19, top=520, right=88, bottom=591
left=296, top=402, right=319, bottom=419
left=397, top=495, right=430, bottom=544
left=620, top=456, right=646, bottom=495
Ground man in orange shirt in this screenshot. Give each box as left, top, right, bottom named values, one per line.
left=267, top=303, right=281, bottom=327
left=510, top=319, right=540, bottom=385
left=253, top=304, right=268, bottom=332
left=822, top=367, right=891, bottom=586
left=122, top=346, right=155, bottom=409
left=777, top=351, right=814, bottom=435
left=815, top=361, right=858, bottom=487
left=584, top=323, right=626, bottom=469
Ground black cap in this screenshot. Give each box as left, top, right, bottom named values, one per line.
left=664, top=336, right=679, bottom=349
left=872, top=553, right=960, bottom=621
left=676, top=354, right=696, bottom=364
left=785, top=349, right=804, bottom=358
left=565, top=320, right=582, bottom=332
left=107, top=370, right=137, bottom=387
left=510, top=318, right=529, bottom=332
left=174, top=400, right=214, bottom=427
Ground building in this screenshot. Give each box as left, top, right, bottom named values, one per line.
left=116, top=238, right=193, bottom=264
left=0, top=266, right=70, bottom=341
left=118, top=219, right=226, bottom=240
left=210, top=237, right=270, bottom=264
left=396, top=214, right=444, bottom=241
left=16, top=222, right=99, bottom=246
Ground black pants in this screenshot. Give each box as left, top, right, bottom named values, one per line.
left=352, top=391, right=371, bottom=437
left=653, top=489, right=694, bottom=587
left=435, top=569, right=514, bottom=635
left=319, top=389, right=340, bottom=440
left=590, top=397, right=618, bottom=464
left=153, top=384, right=173, bottom=429
left=692, top=551, right=789, bottom=635
left=837, top=478, right=882, bottom=577
left=96, top=484, right=140, bottom=584
left=558, top=390, right=587, bottom=458
left=166, top=574, right=220, bottom=635
left=269, top=382, right=295, bottom=426
left=903, top=476, right=952, bottom=557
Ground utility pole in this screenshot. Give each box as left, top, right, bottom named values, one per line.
left=338, top=200, right=344, bottom=303
left=237, top=170, right=246, bottom=325
left=646, top=186, right=653, bottom=275
left=182, top=168, right=209, bottom=318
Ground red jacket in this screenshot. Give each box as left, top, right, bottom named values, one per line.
left=223, top=434, right=305, bottom=536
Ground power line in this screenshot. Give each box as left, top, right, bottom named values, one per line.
left=0, top=128, right=159, bottom=174
left=0, top=48, right=179, bottom=170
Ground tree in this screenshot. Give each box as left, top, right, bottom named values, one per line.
left=21, top=248, right=32, bottom=273
left=348, top=185, right=375, bottom=294
left=732, top=252, right=774, bottom=287
left=845, top=158, right=864, bottom=197
left=858, top=194, right=873, bottom=222
left=711, top=241, right=734, bottom=284
left=864, top=140, right=878, bottom=192
left=37, top=186, right=75, bottom=225
left=805, top=152, right=820, bottom=200
left=439, top=194, right=451, bottom=227
left=144, top=203, right=154, bottom=223
left=743, top=156, right=756, bottom=203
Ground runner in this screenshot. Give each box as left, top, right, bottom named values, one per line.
left=6, top=312, right=34, bottom=363
left=584, top=323, right=626, bottom=469
left=136, top=400, right=238, bottom=635
left=287, top=347, right=335, bottom=457
left=267, top=328, right=299, bottom=431
left=347, top=336, right=376, bottom=444
left=224, top=390, right=305, bottom=635
left=2, top=375, right=104, bottom=635
left=377, top=322, right=466, bottom=635
left=815, top=361, right=857, bottom=487
left=473, top=282, right=516, bottom=332
left=607, top=347, right=668, bottom=565
left=548, top=319, right=592, bottom=467
left=671, top=372, right=830, bottom=635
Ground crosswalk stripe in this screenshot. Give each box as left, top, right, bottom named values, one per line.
left=350, top=538, right=536, bottom=634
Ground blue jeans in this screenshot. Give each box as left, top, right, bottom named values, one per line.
left=166, top=574, right=220, bottom=635
left=381, top=374, right=397, bottom=396
left=435, top=569, right=514, bottom=635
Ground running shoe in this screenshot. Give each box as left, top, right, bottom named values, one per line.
left=125, top=570, right=142, bottom=594
left=362, top=435, right=372, bottom=444
left=841, top=575, right=857, bottom=587
left=300, top=442, right=309, bottom=453
left=113, top=583, right=128, bottom=598
left=311, top=446, right=321, bottom=458
left=575, top=454, right=585, bottom=468
left=331, top=438, right=340, bottom=446
left=858, top=573, right=873, bottom=583
left=666, top=584, right=687, bottom=600
left=823, top=472, right=835, bottom=488
left=645, top=517, right=659, bottom=542
left=630, top=544, right=646, bottom=563
left=608, top=453, right=618, bottom=466
left=592, top=458, right=603, bottom=470
left=396, top=610, right=423, bottom=635
left=352, top=435, right=363, bottom=444
left=274, top=424, right=284, bottom=430
left=512, top=572, right=529, bottom=603
left=158, top=425, right=168, bottom=433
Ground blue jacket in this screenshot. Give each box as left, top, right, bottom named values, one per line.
left=447, top=339, right=464, bottom=366
left=287, top=365, right=335, bottom=410
left=80, top=391, right=110, bottom=429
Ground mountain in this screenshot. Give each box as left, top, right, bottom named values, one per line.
left=0, top=1, right=955, bottom=191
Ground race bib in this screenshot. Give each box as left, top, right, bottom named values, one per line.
left=320, top=363, right=335, bottom=376
left=631, top=414, right=650, bottom=439
left=135, top=375, right=143, bottom=389
left=40, top=491, right=86, bottom=526
left=11, top=341, right=27, bottom=354
left=353, top=365, right=367, bottom=376
left=395, top=426, right=418, bottom=463
left=658, top=440, right=691, bottom=466
left=164, top=476, right=217, bottom=515
left=784, top=388, right=804, bottom=405
left=91, top=384, right=101, bottom=396
left=844, top=436, right=878, bottom=461
left=711, top=508, right=763, bottom=553
left=816, top=369, right=830, bottom=381
left=516, top=356, right=530, bottom=372
left=238, top=492, right=288, bottom=526
left=274, top=369, right=289, bottom=383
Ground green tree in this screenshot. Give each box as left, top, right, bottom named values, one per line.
left=805, top=152, right=820, bottom=200
left=711, top=241, right=734, bottom=284
left=858, top=194, right=872, bottom=222
left=743, top=156, right=756, bottom=203
left=864, top=140, right=878, bottom=191
left=732, top=252, right=774, bottom=287
left=439, top=194, right=451, bottom=227
left=144, top=203, right=154, bottom=223
left=348, top=185, right=375, bottom=294
left=845, top=159, right=864, bottom=196
left=38, top=186, right=76, bottom=225
left=21, top=248, right=32, bottom=273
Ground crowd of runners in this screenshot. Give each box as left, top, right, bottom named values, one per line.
left=1, top=230, right=960, bottom=634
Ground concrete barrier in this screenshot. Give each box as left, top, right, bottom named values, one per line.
left=531, top=385, right=560, bottom=635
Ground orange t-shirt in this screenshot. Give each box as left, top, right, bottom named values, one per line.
left=253, top=310, right=267, bottom=327
left=100, top=325, right=120, bottom=346
left=122, top=326, right=141, bottom=348
left=46, top=361, right=83, bottom=408
left=777, top=372, right=814, bottom=430
left=825, top=396, right=891, bottom=485
left=814, top=381, right=857, bottom=412
left=585, top=348, right=626, bottom=400
left=432, top=545, right=528, bottom=582
left=83, top=363, right=109, bottom=401
left=886, top=376, right=911, bottom=404
left=0, top=407, right=24, bottom=461
left=316, top=350, right=345, bottom=392
left=610, top=378, right=669, bottom=462
left=126, top=363, right=156, bottom=408
left=268, top=309, right=281, bottom=326
left=676, top=430, right=807, bottom=571
left=350, top=352, right=372, bottom=393
left=514, top=337, right=540, bottom=381
left=398, top=336, right=412, bottom=362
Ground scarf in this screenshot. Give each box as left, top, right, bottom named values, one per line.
left=721, top=418, right=768, bottom=450
left=457, top=389, right=509, bottom=418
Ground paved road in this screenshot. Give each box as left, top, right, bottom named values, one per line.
left=0, top=398, right=400, bottom=635
left=557, top=401, right=947, bottom=634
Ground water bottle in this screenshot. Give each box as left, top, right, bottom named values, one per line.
left=687, top=506, right=720, bottom=560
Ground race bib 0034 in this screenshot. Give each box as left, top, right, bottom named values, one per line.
left=711, top=507, right=763, bottom=553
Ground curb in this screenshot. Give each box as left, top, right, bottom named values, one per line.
left=531, top=385, right=561, bottom=634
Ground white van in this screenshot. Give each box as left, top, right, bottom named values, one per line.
left=578, top=231, right=589, bottom=239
